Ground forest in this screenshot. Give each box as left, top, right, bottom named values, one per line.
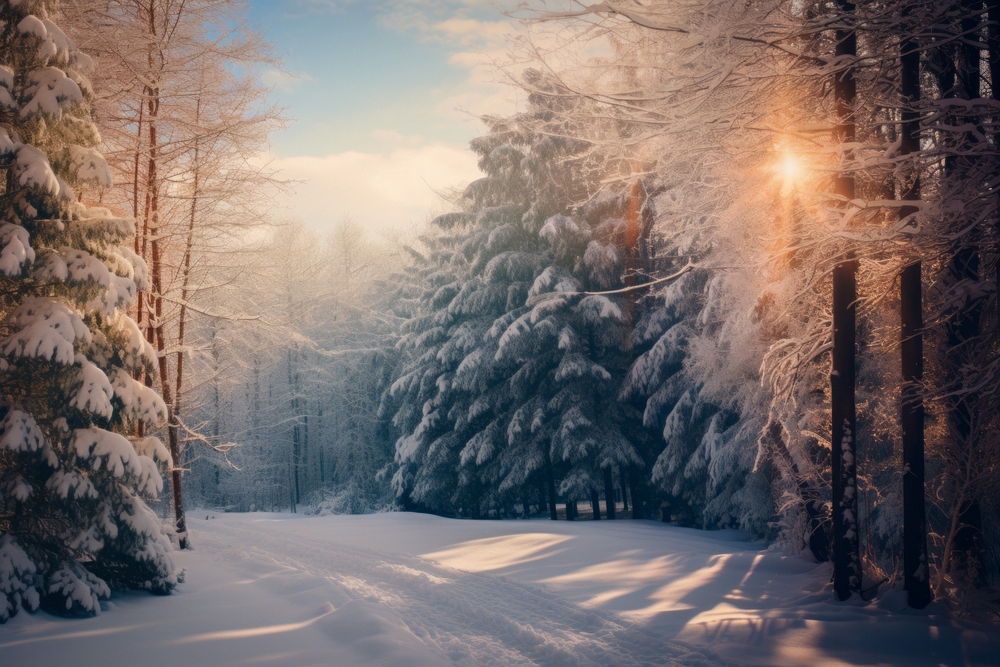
left=0, top=0, right=999, bottom=656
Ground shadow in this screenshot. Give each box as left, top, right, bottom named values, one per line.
left=420, top=520, right=999, bottom=666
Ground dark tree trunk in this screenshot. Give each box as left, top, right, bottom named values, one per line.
left=603, top=467, right=617, bottom=520
left=590, top=489, right=601, bottom=520
left=538, top=477, right=548, bottom=516
left=567, top=499, right=577, bottom=520
left=167, top=411, right=188, bottom=549
left=899, top=28, right=932, bottom=609
left=547, top=465, right=558, bottom=520
left=901, top=263, right=931, bottom=608
left=830, top=0, right=860, bottom=601
left=831, top=259, right=859, bottom=600
left=628, top=468, right=644, bottom=519
left=946, top=0, right=986, bottom=584
left=619, top=464, right=630, bottom=513
left=288, top=348, right=301, bottom=505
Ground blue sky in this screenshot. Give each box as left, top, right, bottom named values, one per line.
left=249, top=1, right=486, bottom=156
left=246, top=0, right=528, bottom=232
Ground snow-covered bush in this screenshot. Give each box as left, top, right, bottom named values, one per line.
left=0, top=0, right=176, bottom=621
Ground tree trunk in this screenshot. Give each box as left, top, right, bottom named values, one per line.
left=287, top=347, right=301, bottom=505
left=590, top=488, right=601, bottom=520
left=603, top=467, right=616, bottom=520
left=619, top=464, right=629, bottom=513
left=547, top=465, right=558, bottom=520
left=318, top=406, right=326, bottom=486
left=628, top=468, right=644, bottom=519
left=945, top=0, right=986, bottom=585
left=830, top=0, right=860, bottom=601
left=899, top=28, right=931, bottom=609
left=901, top=263, right=931, bottom=608
left=831, top=259, right=859, bottom=599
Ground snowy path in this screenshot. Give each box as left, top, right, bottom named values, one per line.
left=2, top=512, right=998, bottom=666
left=197, top=517, right=718, bottom=667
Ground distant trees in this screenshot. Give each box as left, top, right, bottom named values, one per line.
left=182, top=219, right=402, bottom=516
left=0, top=0, right=175, bottom=621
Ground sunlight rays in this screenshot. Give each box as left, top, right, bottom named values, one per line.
left=174, top=602, right=335, bottom=643
left=0, top=624, right=149, bottom=650
left=422, top=533, right=574, bottom=572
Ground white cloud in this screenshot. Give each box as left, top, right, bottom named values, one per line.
left=429, top=18, right=514, bottom=47
left=267, top=143, right=482, bottom=234
left=262, top=69, right=313, bottom=94
left=370, top=129, right=424, bottom=147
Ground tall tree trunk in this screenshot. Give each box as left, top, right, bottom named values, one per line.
left=318, top=406, right=326, bottom=486
left=901, top=264, right=931, bottom=607
left=899, top=26, right=931, bottom=609
left=603, top=467, right=616, bottom=520
left=619, top=464, right=629, bottom=513
left=288, top=347, right=301, bottom=505
left=590, top=488, right=601, bottom=520
left=830, top=0, right=860, bottom=600
left=547, top=464, right=558, bottom=520
left=132, top=98, right=144, bottom=255
left=944, top=0, right=986, bottom=584
left=628, top=467, right=644, bottom=519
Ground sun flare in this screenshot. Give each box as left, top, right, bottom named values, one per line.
left=779, top=155, right=801, bottom=181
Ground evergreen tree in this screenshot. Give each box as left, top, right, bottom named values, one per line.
left=0, top=0, right=175, bottom=621
left=384, top=77, right=659, bottom=517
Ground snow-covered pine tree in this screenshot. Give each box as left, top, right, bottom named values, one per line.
left=384, top=75, right=659, bottom=517
left=383, top=105, right=580, bottom=516
left=0, top=0, right=175, bottom=621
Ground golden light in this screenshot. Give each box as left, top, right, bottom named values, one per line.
left=779, top=155, right=801, bottom=182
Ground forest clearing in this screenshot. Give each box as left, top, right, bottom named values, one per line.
left=2, top=0, right=1000, bottom=665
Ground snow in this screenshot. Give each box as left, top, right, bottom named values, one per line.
left=2, top=512, right=996, bottom=666
left=20, top=67, right=82, bottom=117
left=65, top=145, right=113, bottom=188
left=46, top=562, right=109, bottom=615
left=0, top=223, right=34, bottom=276
left=116, top=313, right=157, bottom=369
left=70, top=353, right=114, bottom=419
left=0, top=409, right=44, bottom=454
left=14, top=144, right=60, bottom=194
left=2, top=296, right=91, bottom=365
left=110, top=369, right=168, bottom=426
left=0, top=126, right=17, bottom=155
left=72, top=427, right=141, bottom=478
left=0, top=535, right=38, bottom=622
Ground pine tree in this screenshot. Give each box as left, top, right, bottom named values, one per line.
left=384, top=78, right=656, bottom=517
left=0, top=0, right=175, bottom=621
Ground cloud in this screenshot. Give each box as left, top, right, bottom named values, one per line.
left=428, top=18, right=514, bottom=47
left=374, top=5, right=527, bottom=122
left=266, top=143, right=482, bottom=234
left=285, top=0, right=357, bottom=15
left=370, top=129, right=424, bottom=147
left=262, top=69, right=313, bottom=94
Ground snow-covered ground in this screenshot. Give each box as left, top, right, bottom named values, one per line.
left=2, top=512, right=997, bottom=667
